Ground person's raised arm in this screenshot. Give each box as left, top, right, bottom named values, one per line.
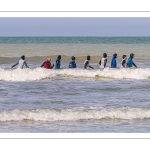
left=24, top=61, right=29, bottom=68
left=40, top=62, right=44, bottom=68
left=11, top=62, right=19, bottom=68
left=49, top=62, right=54, bottom=69
left=89, top=65, right=94, bottom=69
left=132, top=62, right=137, bottom=68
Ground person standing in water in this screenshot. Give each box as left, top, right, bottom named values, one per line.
left=84, top=55, right=94, bottom=69
left=111, top=53, right=117, bottom=68
left=99, top=53, right=107, bottom=69
left=121, top=55, right=127, bottom=68
left=127, top=53, right=137, bottom=68
left=41, top=58, right=54, bottom=69
left=54, top=55, right=61, bottom=69
left=11, top=55, right=29, bottom=69
left=69, top=56, right=77, bottom=68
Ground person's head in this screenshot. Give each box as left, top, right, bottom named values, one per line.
left=87, top=55, right=90, bottom=60
left=21, top=55, right=25, bottom=60
left=103, top=53, right=107, bottom=58
left=47, top=58, right=51, bottom=62
left=130, top=53, right=134, bottom=59
left=122, top=55, right=127, bottom=60
left=71, top=56, right=76, bottom=60
left=58, top=55, right=61, bottom=60
left=113, top=53, right=117, bottom=58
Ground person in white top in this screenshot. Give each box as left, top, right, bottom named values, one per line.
left=11, top=55, right=29, bottom=69
left=99, top=53, right=107, bottom=69
left=84, top=55, right=94, bottom=69
left=121, top=55, right=127, bottom=68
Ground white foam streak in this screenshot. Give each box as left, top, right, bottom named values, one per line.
left=0, top=108, right=150, bottom=121
left=0, top=68, right=150, bottom=81
left=0, top=68, right=56, bottom=81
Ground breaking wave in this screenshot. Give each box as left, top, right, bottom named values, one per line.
left=0, top=68, right=150, bottom=81
left=1, top=108, right=150, bottom=121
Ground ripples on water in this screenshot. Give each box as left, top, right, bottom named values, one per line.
left=0, top=78, right=150, bottom=132
left=0, top=37, right=150, bottom=132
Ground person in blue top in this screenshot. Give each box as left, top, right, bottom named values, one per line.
left=111, top=53, right=117, bottom=68
left=127, top=53, right=137, bottom=68
left=54, top=55, right=61, bottom=69
left=69, top=56, right=77, bottom=68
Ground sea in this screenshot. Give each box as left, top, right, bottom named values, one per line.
left=0, top=37, right=150, bottom=133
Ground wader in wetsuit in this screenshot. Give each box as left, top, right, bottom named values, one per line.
left=84, top=55, right=94, bottom=69
left=69, top=56, right=77, bottom=68
left=127, top=53, right=137, bottom=68
left=99, top=53, right=107, bottom=69
left=11, top=55, right=29, bottom=69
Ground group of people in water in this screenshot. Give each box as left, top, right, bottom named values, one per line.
left=11, top=53, right=137, bottom=69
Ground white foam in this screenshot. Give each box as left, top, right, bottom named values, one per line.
left=0, top=108, right=150, bottom=121
left=0, top=68, right=150, bottom=81
left=0, top=68, right=56, bottom=81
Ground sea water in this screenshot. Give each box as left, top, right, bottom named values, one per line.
left=0, top=37, right=150, bottom=132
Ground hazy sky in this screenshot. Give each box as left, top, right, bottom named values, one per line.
left=0, top=18, right=150, bottom=36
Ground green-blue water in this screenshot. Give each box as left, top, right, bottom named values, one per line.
left=0, top=37, right=150, bottom=44
left=0, top=37, right=150, bottom=133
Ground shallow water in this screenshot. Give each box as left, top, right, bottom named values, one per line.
left=0, top=79, right=150, bottom=132
left=0, top=37, right=150, bottom=132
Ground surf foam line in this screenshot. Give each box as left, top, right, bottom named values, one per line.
left=1, top=108, right=150, bottom=121
left=0, top=67, right=150, bottom=81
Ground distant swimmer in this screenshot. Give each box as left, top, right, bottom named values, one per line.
left=121, top=55, right=127, bottom=68
left=127, top=53, right=137, bottom=68
left=99, top=53, right=107, bottom=69
left=69, top=56, right=77, bottom=68
left=84, top=55, right=94, bottom=69
left=11, top=55, right=29, bottom=69
left=41, top=58, right=54, bottom=69
left=111, top=53, right=117, bottom=68
left=54, top=55, right=61, bottom=69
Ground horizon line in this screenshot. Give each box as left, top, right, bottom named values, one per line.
left=0, top=36, right=150, bottom=37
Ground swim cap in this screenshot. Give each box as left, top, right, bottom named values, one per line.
left=130, top=53, right=134, bottom=58
left=58, top=55, right=61, bottom=59
left=113, top=53, right=117, bottom=58
left=21, top=55, right=25, bottom=60
left=71, top=56, right=75, bottom=60
left=87, top=55, right=90, bottom=60
left=103, top=53, right=107, bottom=58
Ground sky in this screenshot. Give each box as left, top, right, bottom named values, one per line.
left=0, top=18, right=150, bottom=36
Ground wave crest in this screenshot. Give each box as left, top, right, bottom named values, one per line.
left=0, top=108, right=150, bottom=121
left=0, top=68, right=150, bottom=81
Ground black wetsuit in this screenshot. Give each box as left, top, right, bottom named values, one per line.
left=84, top=60, right=94, bottom=69
left=122, top=59, right=126, bottom=68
